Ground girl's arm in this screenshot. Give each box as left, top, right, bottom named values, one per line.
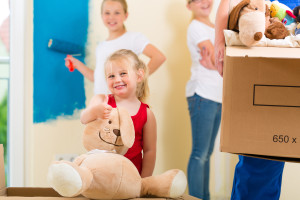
left=141, top=108, right=157, bottom=178
left=65, top=55, right=95, bottom=81
left=142, top=44, right=166, bottom=75
left=80, top=95, right=112, bottom=124
left=197, top=40, right=217, bottom=70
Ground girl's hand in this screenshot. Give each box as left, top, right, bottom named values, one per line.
left=64, top=55, right=83, bottom=71
left=101, top=95, right=112, bottom=119
left=64, top=55, right=94, bottom=81
left=91, top=95, right=112, bottom=119
left=142, top=44, right=166, bottom=75
left=199, top=47, right=217, bottom=70
left=80, top=95, right=112, bottom=124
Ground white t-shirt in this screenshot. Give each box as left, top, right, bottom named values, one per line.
left=94, top=31, right=149, bottom=94
left=186, top=20, right=223, bottom=103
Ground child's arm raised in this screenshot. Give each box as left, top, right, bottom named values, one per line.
left=141, top=108, right=157, bottom=178
left=143, top=44, right=166, bottom=75
left=80, top=95, right=112, bottom=124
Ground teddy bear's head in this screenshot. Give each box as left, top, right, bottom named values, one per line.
left=228, top=0, right=266, bottom=46
left=265, top=17, right=290, bottom=39
left=83, top=107, right=135, bottom=155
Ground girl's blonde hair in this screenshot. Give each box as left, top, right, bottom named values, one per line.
left=104, top=49, right=149, bottom=102
left=101, top=0, right=128, bottom=14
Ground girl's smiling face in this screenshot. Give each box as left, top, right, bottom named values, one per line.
left=105, top=59, right=139, bottom=98
left=101, top=0, right=128, bottom=32
left=187, top=0, right=213, bottom=18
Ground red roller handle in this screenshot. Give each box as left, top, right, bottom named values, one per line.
left=67, top=55, right=74, bottom=72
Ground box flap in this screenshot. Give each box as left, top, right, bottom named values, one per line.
left=226, top=46, right=300, bottom=59
left=0, top=144, right=6, bottom=196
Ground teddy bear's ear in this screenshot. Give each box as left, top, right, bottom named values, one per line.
left=117, top=107, right=135, bottom=149
left=228, top=0, right=250, bottom=31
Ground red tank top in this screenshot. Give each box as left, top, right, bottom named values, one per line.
left=108, top=95, right=148, bottom=174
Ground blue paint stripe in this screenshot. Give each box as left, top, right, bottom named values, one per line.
left=33, top=0, right=89, bottom=123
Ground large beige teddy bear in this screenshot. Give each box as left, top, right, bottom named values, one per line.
left=47, top=107, right=187, bottom=199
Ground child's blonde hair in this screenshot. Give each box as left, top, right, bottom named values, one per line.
left=105, top=49, right=149, bottom=102
left=101, top=0, right=128, bottom=14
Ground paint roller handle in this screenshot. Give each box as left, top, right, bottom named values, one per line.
left=66, top=55, right=75, bottom=72
left=68, top=61, right=75, bottom=72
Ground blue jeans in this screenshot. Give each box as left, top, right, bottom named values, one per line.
left=231, top=155, right=285, bottom=200
left=187, top=94, right=222, bottom=200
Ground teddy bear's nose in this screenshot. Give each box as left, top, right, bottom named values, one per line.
left=113, top=129, right=121, bottom=136
left=254, top=32, right=263, bottom=41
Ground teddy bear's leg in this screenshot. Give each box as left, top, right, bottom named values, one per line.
left=141, top=169, right=187, bottom=198
left=47, top=161, right=93, bottom=197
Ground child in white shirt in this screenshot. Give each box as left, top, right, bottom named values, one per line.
left=65, top=0, right=166, bottom=94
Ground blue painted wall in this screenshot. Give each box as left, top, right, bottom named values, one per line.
left=271, top=0, right=300, bottom=10
left=33, top=0, right=88, bottom=123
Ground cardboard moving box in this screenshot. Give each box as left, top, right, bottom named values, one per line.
left=220, top=46, right=300, bottom=162
left=0, top=145, right=197, bottom=200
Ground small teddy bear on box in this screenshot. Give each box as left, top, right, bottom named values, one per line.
left=265, top=17, right=290, bottom=39
left=47, top=107, right=187, bottom=200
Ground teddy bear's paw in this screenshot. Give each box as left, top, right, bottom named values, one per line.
left=169, top=170, right=187, bottom=198
left=47, top=163, right=82, bottom=197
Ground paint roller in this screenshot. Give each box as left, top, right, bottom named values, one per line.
left=48, top=38, right=85, bottom=72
